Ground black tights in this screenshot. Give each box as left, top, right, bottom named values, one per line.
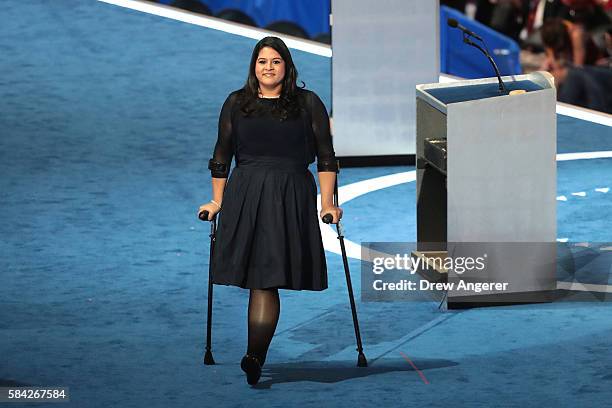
left=247, top=288, right=280, bottom=366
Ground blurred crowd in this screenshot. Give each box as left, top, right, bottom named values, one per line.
left=443, top=0, right=612, bottom=113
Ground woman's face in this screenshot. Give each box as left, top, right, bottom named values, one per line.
left=255, top=46, right=285, bottom=91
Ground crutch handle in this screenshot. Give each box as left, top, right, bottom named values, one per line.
left=198, top=210, right=217, bottom=222
left=322, top=214, right=333, bottom=224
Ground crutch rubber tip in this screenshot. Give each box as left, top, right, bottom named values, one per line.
left=204, top=350, right=215, bottom=365
left=357, top=353, right=368, bottom=367
left=322, top=214, right=333, bottom=224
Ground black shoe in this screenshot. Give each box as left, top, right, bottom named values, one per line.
left=240, top=354, right=262, bottom=385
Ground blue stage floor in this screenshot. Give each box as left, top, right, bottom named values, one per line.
left=1, top=1, right=611, bottom=407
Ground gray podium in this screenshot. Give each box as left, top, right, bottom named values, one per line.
left=414, top=72, right=558, bottom=308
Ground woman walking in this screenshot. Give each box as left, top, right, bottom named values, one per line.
left=197, top=36, right=341, bottom=385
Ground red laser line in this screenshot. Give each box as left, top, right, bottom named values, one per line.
left=399, top=351, right=429, bottom=384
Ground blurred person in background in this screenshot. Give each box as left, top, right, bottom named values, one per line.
left=540, top=17, right=604, bottom=66
left=527, top=0, right=610, bottom=33
left=475, top=0, right=530, bottom=41
left=595, top=27, right=612, bottom=66
left=541, top=18, right=612, bottom=112
left=561, top=0, right=611, bottom=31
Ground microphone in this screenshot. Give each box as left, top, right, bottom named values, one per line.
left=447, top=18, right=507, bottom=93
left=447, top=18, right=482, bottom=41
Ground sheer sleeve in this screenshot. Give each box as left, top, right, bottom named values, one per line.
left=309, top=91, right=338, bottom=173
left=208, top=92, right=236, bottom=178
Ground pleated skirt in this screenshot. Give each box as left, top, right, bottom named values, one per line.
left=210, top=155, right=328, bottom=291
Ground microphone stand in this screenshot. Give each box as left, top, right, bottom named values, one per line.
left=462, top=33, right=507, bottom=93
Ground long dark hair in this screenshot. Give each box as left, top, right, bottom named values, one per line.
left=239, top=36, right=305, bottom=120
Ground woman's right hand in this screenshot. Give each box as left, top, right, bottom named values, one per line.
left=197, top=201, right=221, bottom=221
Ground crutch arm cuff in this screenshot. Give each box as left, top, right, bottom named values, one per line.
left=208, top=159, right=229, bottom=178
left=317, top=158, right=339, bottom=173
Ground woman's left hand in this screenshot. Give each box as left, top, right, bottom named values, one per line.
left=320, top=205, right=343, bottom=224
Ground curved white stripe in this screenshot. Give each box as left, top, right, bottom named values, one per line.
left=320, top=151, right=612, bottom=260
left=318, top=171, right=416, bottom=260
left=97, top=0, right=332, bottom=57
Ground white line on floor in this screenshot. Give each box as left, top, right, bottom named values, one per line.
left=556, top=102, right=612, bottom=127
left=557, top=151, right=612, bottom=161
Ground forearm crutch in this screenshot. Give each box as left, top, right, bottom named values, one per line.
left=198, top=210, right=217, bottom=365
left=322, top=166, right=368, bottom=368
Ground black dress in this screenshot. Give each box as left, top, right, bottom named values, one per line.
left=208, top=88, right=337, bottom=291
